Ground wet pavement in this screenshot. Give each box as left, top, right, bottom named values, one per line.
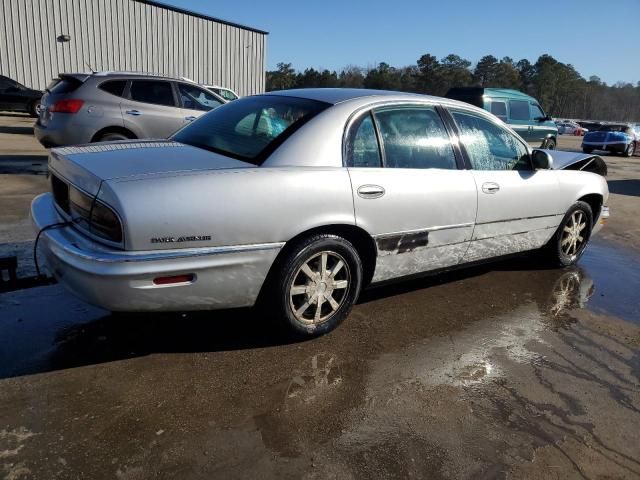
left=1, top=239, right=639, bottom=479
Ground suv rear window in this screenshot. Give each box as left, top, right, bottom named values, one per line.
left=99, top=80, right=126, bottom=97
left=172, top=95, right=329, bottom=165
left=129, top=80, right=175, bottom=107
left=48, top=77, right=83, bottom=94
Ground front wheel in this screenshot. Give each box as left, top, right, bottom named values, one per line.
left=624, top=142, right=635, bottom=157
left=543, top=137, right=556, bottom=150
left=270, top=234, right=363, bottom=338
left=545, top=201, right=593, bottom=267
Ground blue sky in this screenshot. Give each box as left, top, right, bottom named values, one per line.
left=171, top=0, right=638, bottom=85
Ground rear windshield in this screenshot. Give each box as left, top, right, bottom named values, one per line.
left=48, top=77, right=83, bottom=94
left=171, top=95, right=329, bottom=165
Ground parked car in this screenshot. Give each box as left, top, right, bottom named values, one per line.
left=0, top=75, right=42, bottom=117
left=34, top=72, right=226, bottom=147
left=205, top=85, right=239, bottom=101
left=582, top=124, right=637, bottom=156
left=557, top=120, right=587, bottom=136
left=32, top=89, right=609, bottom=337
left=577, top=121, right=602, bottom=132
left=445, top=87, right=558, bottom=149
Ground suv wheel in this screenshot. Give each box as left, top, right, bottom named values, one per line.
left=270, top=234, right=362, bottom=338
left=543, top=138, right=556, bottom=150
left=97, top=131, right=132, bottom=142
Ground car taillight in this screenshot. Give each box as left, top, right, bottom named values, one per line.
left=68, top=186, right=123, bottom=243
left=49, top=99, right=84, bottom=113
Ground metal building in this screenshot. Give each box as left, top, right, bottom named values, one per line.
left=0, top=0, right=267, bottom=96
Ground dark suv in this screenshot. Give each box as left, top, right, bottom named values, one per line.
left=34, top=72, right=226, bottom=147
left=0, top=75, right=43, bottom=117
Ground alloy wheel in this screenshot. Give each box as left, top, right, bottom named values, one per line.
left=289, top=251, right=350, bottom=325
left=561, top=211, right=587, bottom=257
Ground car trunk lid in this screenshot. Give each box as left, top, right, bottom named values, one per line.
left=49, top=140, right=255, bottom=196
left=38, top=74, right=90, bottom=127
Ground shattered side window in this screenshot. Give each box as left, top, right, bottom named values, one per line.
left=451, top=110, right=531, bottom=171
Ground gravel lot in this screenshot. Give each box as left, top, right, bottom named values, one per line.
left=0, top=114, right=639, bottom=479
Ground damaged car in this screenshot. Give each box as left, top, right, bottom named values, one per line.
left=31, top=89, right=609, bottom=337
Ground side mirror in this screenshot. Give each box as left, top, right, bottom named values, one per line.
left=532, top=149, right=553, bottom=170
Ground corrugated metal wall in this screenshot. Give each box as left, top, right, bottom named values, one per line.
left=0, top=0, right=266, bottom=96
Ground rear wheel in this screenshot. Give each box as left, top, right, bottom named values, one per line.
left=28, top=101, right=39, bottom=117
left=269, top=234, right=362, bottom=338
left=543, top=137, right=556, bottom=150
left=96, top=130, right=133, bottom=142
left=545, top=201, right=593, bottom=267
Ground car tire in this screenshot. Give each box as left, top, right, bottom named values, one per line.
left=624, top=142, right=635, bottom=157
left=545, top=201, right=593, bottom=267
left=97, top=131, right=132, bottom=142
left=543, top=138, right=556, bottom=150
left=269, top=234, right=363, bottom=338
left=28, top=101, right=39, bottom=117
left=582, top=147, right=594, bottom=154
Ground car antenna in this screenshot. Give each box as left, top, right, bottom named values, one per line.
left=84, top=61, right=96, bottom=74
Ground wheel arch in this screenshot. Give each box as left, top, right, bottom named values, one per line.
left=267, top=224, right=378, bottom=290
left=577, top=193, right=603, bottom=221
left=90, top=126, right=137, bottom=142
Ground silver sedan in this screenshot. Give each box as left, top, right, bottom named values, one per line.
left=31, top=89, right=610, bottom=337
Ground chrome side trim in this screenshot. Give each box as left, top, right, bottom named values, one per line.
left=47, top=236, right=285, bottom=264
left=372, top=222, right=474, bottom=239
left=474, top=213, right=563, bottom=226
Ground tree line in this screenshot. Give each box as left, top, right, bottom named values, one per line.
left=266, top=54, right=640, bottom=122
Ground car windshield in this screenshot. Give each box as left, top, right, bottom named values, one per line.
left=172, top=95, right=329, bottom=165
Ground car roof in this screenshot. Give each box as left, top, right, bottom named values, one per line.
left=265, top=88, right=464, bottom=107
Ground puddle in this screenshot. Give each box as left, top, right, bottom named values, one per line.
left=579, top=240, right=640, bottom=323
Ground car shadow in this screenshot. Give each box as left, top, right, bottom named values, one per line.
left=607, top=179, right=640, bottom=197
left=0, top=253, right=567, bottom=379
left=0, top=154, right=47, bottom=174
left=0, top=112, right=32, bottom=118
left=0, top=125, right=34, bottom=135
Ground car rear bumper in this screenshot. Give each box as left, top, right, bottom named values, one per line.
left=31, top=193, right=282, bottom=312
left=34, top=118, right=96, bottom=147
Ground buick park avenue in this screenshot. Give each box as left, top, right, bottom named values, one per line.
left=31, top=89, right=609, bottom=337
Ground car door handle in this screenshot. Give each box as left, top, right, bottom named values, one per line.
left=184, top=116, right=197, bottom=121
left=357, top=185, right=385, bottom=199
left=482, top=182, right=500, bottom=194
left=125, top=110, right=142, bottom=116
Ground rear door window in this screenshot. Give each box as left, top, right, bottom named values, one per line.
left=129, top=80, right=176, bottom=107
left=346, top=113, right=382, bottom=168
left=99, top=80, right=127, bottom=97
left=509, top=100, right=530, bottom=121
left=374, top=106, right=457, bottom=169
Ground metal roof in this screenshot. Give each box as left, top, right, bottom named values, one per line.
left=266, top=88, right=459, bottom=106
left=132, top=0, right=268, bottom=34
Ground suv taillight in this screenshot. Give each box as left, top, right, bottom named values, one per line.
left=50, top=99, right=85, bottom=113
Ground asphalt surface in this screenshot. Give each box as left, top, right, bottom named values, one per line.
left=1, top=115, right=639, bottom=479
